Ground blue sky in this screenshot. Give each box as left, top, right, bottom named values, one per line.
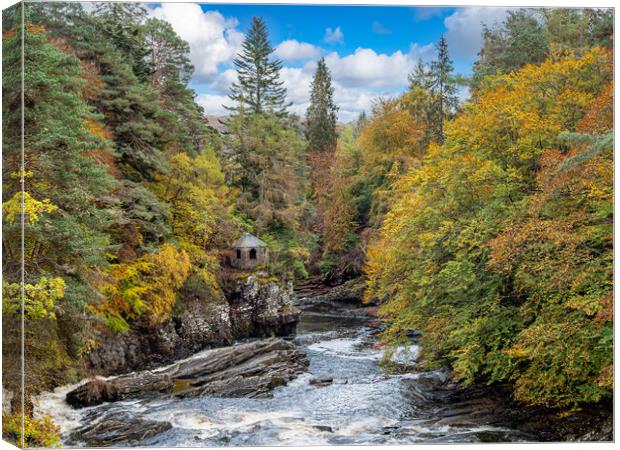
left=148, top=3, right=512, bottom=121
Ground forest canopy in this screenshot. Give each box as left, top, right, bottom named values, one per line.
left=0, top=4, right=614, bottom=446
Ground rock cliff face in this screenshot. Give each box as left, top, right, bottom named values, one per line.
left=227, top=273, right=299, bottom=338
left=85, top=273, right=300, bottom=376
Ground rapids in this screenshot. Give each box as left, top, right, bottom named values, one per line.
left=35, top=304, right=534, bottom=446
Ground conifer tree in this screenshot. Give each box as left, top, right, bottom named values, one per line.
left=305, top=58, right=338, bottom=152
left=428, top=36, right=458, bottom=145
left=95, top=2, right=153, bottom=82
left=408, top=60, right=431, bottom=90
left=228, top=17, right=289, bottom=115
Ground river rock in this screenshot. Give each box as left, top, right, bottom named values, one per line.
left=68, top=416, right=172, bottom=447
left=226, top=273, right=300, bottom=338
left=2, top=388, right=13, bottom=414
left=66, top=372, right=173, bottom=408
left=309, top=375, right=334, bottom=387
left=67, top=338, right=308, bottom=408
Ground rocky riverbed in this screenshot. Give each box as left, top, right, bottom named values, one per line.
left=34, top=284, right=612, bottom=446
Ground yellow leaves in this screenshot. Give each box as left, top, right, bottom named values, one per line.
left=359, top=96, right=426, bottom=179
left=565, top=295, right=602, bottom=316
left=447, top=48, right=610, bottom=171
left=504, top=346, right=529, bottom=359
left=2, top=191, right=58, bottom=224
left=2, top=412, right=60, bottom=448
left=97, top=244, right=191, bottom=326
left=596, top=364, right=613, bottom=389
left=2, top=277, right=65, bottom=320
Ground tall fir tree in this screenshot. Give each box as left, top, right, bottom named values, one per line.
left=408, top=60, right=431, bottom=90
left=227, top=17, right=290, bottom=116
left=305, top=58, right=338, bottom=152
left=428, top=36, right=458, bottom=145
left=95, top=2, right=153, bottom=82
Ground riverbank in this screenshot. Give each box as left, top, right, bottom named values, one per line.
left=34, top=294, right=612, bottom=446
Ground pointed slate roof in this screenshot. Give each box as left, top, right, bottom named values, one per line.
left=232, top=232, right=268, bottom=248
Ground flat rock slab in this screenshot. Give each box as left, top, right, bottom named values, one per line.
left=67, top=338, right=308, bottom=408
left=67, top=417, right=172, bottom=447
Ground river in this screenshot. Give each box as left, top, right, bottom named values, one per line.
left=35, top=302, right=536, bottom=446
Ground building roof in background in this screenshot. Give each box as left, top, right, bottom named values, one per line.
left=232, top=232, right=268, bottom=248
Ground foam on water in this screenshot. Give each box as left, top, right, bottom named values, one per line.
left=34, top=309, right=527, bottom=446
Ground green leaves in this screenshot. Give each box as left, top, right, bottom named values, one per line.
left=306, top=58, right=338, bottom=153
left=365, top=48, right=612, bottom=409
left=228, top=17, right=290, bottom=116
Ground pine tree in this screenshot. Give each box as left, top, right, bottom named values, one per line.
left=408, top=60, right=431, bottom=90
left=305, top=58, right=338, bottom=152
left=95, top=2, right=153, bottom=82
left=144, top=17, right=193, bottom=87
left=228, top=17, right=290, bottom=115
left=428, top=37, right=458, bottom=145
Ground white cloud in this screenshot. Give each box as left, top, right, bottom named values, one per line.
left=278, top=47, right=431, bottom=121
left=208, top=69, right=238, bottom=96
left=409, top=42, right=436, bottom=63
left=324, top=26, right=344, bottom=44
left=150, top=3, right=244, bottom=83
left=324, top=48, right=413, bottom=89
left=443, top=7, right=510, bottom=59
left=196, top=94, right=235, bottom=117
left=414, top=7, right=449, bottom=22
left=279, top=64, right=379, bottom=122
left=274, top=40, right=321, bottom=61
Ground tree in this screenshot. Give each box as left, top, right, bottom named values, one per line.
left=228, top=17, right=290, bottom=116
left=427, top=36, right=458, bottom=145
left=365, top=48, right=612, bottom=409
left=94, top=2, right=152, bottom=82
left=305, top=58, right=338, bottom=152
left=408, top=60, right=431, bottom=91
left=225, top=112, right=309, bottom=276
left=143, top=17, right=193, bottom=87
left=471, top=8, right=613, bottom=91
left=473, top=9, right=549, bottom=86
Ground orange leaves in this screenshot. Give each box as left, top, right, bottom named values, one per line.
left=359, top=96, right=426, bottom=178
left=577, top=81, right=613, bottom=134
left=26, top=23, right=46, bottom=34
left=80, top=59, right=105, bottom=101
left=82, top=118, right=121, bottom=178
left=447, top=48, right=610, bottom=171
left=85, top=118, right=111, bottom=140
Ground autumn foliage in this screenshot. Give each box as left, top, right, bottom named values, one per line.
left=365, top=48, right=613, bottom=408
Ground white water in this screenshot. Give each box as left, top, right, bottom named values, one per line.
left=34, top=309, right=528, bottom=446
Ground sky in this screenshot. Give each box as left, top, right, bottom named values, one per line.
left=146, top=4, right=513, bottom=121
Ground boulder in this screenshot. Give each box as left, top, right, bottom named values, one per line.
left=85, top=273, right=299, bottom=377
left=67, top=338, right=308, bottom=408
left=67, top=416, right=172, bottom=447
left=309, top=374, right=334, bottom=387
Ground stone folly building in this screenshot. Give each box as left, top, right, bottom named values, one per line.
left=231, top=232, right=269, bottom=270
